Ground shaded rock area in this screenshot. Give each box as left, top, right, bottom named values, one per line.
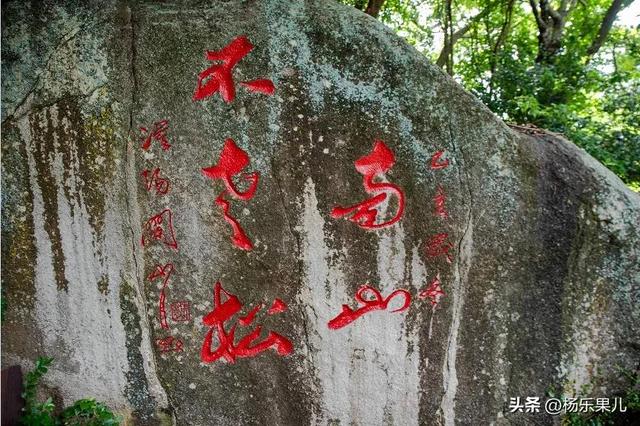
left=2, top=1, right=638, bottom=425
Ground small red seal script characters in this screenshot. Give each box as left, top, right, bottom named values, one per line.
left=141, top=209, right=179, bottom=251
left=430, top=150, right=449, bottom=170
left=140, top=120, right=171, bottom=151
left=418, top=274, right=446, bottom=307
left=141, top=168, right=170, bottom=195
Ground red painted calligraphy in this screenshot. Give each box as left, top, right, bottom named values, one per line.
left=170, top=301, right=191, bottom=323
left=240, top=80, right=276, bottom=95
left=419, top=274, right=446, bottom=307
left=193, top=35, right=275, bottom=103
left=148, top=263, right=174, bottom=329
left=328, top=285, right=411, bottom=330
left=156, top=336, right=183, bottom=353
left=201, top=282, right=293, bottom=364
left=424, top=148, right=453, bottom=312
left=140, top=120, right=171, bottom=151
left=214, top=192, right=253, bottom=250
left=141, top=168, right=170, bottom=195
left=268, top=298, right=287, bottom=315
left=430, top=150, right=449, bottom=170
left=433, top=186, right=448, bottom=219
left=425, top=232, right=454, bottom=263
left=331, top=140, right=405, bottom=229
left=141, top=209, right=178, bottom=251
left=238, top=303, right=263, bottom=326
left=202, top=138, right=258, bottom=250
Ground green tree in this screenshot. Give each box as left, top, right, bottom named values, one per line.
left=338, top=0, right=640, bottom=189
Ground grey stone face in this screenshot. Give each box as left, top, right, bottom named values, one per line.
left=2, top=1, right=638, bottom=425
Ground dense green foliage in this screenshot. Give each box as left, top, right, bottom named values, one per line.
left=340, top=0, right=640, bottom=189
left=20, top=357, right=121, bottom=426
left=21, top=357, right=56, bottom=425
left=548, top=368, right=640, bottom=425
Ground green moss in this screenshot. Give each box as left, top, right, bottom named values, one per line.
left=29, top=109, right=68, bottom=291
left=53, top=99, right=119, bottom=238
left=97, top=275, right=109, bottom=295
left=19, top=99, right=121, bottom=293
left=1, top=124, right=38, bottom=309
left=78, top=103, right=119, bottom=237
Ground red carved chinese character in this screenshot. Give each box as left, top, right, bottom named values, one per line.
left=141, top=209, right=178, bottom=250
left=202, top=139, right=259, bottom=250
left=193, top=35, right=275, bottom=103
left=328, top=285, right=411, bottom=330
left=268, top=298, right=287, bottom=314
left=141, top=168, right=170, bottom=195
left=156, top=336, right=173, bottom=352
left=433, top=186, right=448, bottom=219
left=201, top=282, right=293, bottom=364
left=331, top=140, right=405, bottom=229
left=140, top=120, right=171, bottom=151
left=419, top=274, right=446, bottom=306
left=156, top=336, right=183, bottom=353
left=170, top=301, right=191, bottom=322
left=430, top=150, right=449, bottom=170
left=425, top=232, right=453, bottom=263
left=148, top=263, right=174, bottom=329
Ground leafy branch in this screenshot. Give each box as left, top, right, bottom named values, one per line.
left=20, top=357, right=121, bottom=426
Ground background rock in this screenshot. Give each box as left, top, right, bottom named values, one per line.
left=2, top=1, right=639, bottom=425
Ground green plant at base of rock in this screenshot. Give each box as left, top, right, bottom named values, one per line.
left=20, top=357, right=121, bottom=426
left=551, top=368, right=640, bottom=425
left=21, top=357, right=56, bottom=425
left=59, top=400, right=121, bottom=426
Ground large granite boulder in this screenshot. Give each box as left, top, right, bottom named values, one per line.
left=2, top=0, right=638, bottom=424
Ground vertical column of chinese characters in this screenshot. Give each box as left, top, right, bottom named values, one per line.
left=139, top=121, right=188, bottom=355
left=418, top=150, right=453, bottom=308
left=192, top=35, right=294, bottom=364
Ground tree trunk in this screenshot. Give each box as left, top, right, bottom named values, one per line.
left=529, top=0, right=578, bottom=64
left=489, top=0, right=515, bottom=99
left=354, top=0, right=367, bottom=11
left=365, top=0, right=386, bottom=18
left=445, top=0, right=454, bottom=74
left=436, top=2, right=496, bottom=71
left=535, top=18, right=565, bottom=63
left=586, top=0, right=632, bottom=58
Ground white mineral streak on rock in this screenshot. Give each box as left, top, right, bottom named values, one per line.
left=375, top=225, right=421, bottom=425
left=411, top=246, right=429, bottom=289
left=410, top=247, right=432, bottom=339
left=558, top=277, right=610, bottom=396
left=18, top=112, right=130, bottom=407
left=298, top=177, right=349, bottom=423
left=299, top=177, right=419, bottom=425
left=440, top=212, right=474, bottom=425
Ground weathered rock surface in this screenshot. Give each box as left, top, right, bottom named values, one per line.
left=2, top=1, right=639, bottom=425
